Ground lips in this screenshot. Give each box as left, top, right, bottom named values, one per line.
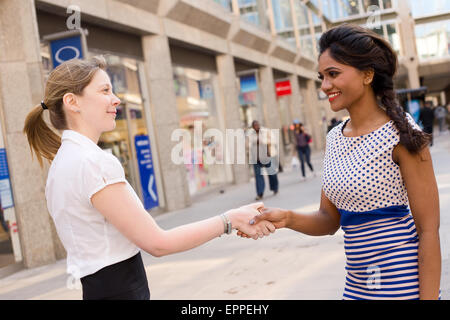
left=328, top=92, right=342, bottom=102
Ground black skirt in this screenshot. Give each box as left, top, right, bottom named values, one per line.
left=80, top=252, right=150, bottom=300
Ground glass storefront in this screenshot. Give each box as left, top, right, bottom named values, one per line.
left=173, top=66, right=228, bottom=195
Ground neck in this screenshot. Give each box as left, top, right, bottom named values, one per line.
left=347, top=89, right=387, bottom=130
left=68, top=125, right=101, bottom=144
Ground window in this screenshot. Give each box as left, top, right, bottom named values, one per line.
left=386, top=23, right=401, bottom=54
left=409, top=0, right=450, bottom=18
left=415, top=20, right=450, bottom=60
left=272, top=0, right=294, bottom=32
left=212, top=0, right=232, bottom=11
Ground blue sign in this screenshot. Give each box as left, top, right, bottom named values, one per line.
left=407, top=99, right=421, bottom=125
left=134, top=135, right=159, bottom=210
left=0, top=149, right=14, bottom=209
left=49, top=35, right=84, bottom=68
left=239, top=74, right=258, bottom=93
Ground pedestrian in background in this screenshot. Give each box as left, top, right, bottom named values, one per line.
left=327, top=117, right=341, bottom=133
left=419, top=101, right=435, bottom=146
left=248, top=120, right=279, bottom=200
left=245, top=24, right=441, bottom=300
left=23, top=56, right=275, bottom=300
left=434, top=104, right=447, bottom=134
left=293, top=123, right=314, bottom=180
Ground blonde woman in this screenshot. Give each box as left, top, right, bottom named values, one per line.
left=24, top=56, right=274, bottom=300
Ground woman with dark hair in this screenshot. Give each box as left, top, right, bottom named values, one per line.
left=246, top=24, right=441, bottom=300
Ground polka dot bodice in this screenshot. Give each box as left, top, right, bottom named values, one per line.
left=322, top=115, right=419, bottom=212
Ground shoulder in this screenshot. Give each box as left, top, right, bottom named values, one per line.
left=79, top=150, right=124, bottom=177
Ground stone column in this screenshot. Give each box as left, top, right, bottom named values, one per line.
left=300, top=79, right=326, bottom=151
left=216, top=54, right=249, bottom=184
left=397, top=0, right=420, bottom=89
left=141, top=34, right=191, bottom=211
left=288, top=74, right=303, bottom=121
left=0, top=0, right=58, bottom=268
left=258, top=66, right=286, bottom=167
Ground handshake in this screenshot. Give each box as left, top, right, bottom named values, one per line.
left=223, top=202, right=288, bottom=240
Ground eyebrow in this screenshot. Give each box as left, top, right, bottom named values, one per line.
left=324, top=67, right=341, bottom=72
left=99, top=83, right=112, bottom=89
left=318, top=67, right=341, bottom=76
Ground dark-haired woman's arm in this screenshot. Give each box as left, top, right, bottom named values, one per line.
left=394, top=144, right=441, bottom=300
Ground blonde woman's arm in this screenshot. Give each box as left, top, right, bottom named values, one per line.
left=91, top=182, right=274, bottom=257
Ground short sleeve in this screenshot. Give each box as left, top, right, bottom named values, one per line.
left=79, top=151, right=127, bottom=203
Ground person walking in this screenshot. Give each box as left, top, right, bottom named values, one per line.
left=327, top=117, right=341, bottom=133
left=23, top=56, right=275, bottom=300
left=434, top=104, right=447, bottom=134
left=245, top=24, right=441, bottom=300
left=419, top=101, right=435, bottom=146
left=293, top=123, right=314, bottom=180
left=248, top=120, right=279, bottom=200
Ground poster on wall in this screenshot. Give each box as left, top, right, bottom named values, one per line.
left=134, top=135, right=159, bottom=210
left=407, top=99, right=421, bottom=124
left=0, top=149, right=14, bottom=209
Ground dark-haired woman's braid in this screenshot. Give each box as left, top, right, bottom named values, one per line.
left=381, top=87, right=430, bottom=153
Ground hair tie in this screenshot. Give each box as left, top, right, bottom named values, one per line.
left=41, top=101, right=48, bottom=110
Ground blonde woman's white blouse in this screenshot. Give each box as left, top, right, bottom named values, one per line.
left=45, top=130, right=140, bottom=278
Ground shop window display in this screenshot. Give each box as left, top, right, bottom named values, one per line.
left=173, top=66, right=227, bottom=195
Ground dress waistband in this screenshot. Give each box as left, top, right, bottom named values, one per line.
left=339, top=205, right=410, bottom=227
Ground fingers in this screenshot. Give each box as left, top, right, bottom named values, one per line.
left=264, top=221, right=276, bottom=233
left=250, top=212, right=267, bottom=225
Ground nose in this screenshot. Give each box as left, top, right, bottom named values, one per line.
left=112, top=94, right=121, bottom=107
left=321, top=77, right=332, bottom=93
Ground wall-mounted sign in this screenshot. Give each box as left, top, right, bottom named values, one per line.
left=43, top=29, right=88, bottom=69
left=134, top=135, right=159, bottom=210
left=275, top=80, right=292, bottom=97
left=0, top=149, right=14, bottom=209
left=239, top=74, right=258, bottom=93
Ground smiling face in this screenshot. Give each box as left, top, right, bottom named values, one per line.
left=75, top=69, right=121, bottom=135
left=318, top=49, right=372, bottom=112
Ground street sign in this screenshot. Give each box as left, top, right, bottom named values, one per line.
left=275, top=80, right=292, bottom=97
left=134, top=135, right=159, bottom=210
left=43, top=29, right=88, bottom=69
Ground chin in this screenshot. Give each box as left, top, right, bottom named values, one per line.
left=330, top=103, right=347, bottom=112
left=103, top=121, right=116, bottom=132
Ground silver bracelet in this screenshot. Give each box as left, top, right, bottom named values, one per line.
left=220, top=213, right=232, bottom=235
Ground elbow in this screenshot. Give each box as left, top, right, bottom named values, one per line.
left=141, top=232, right=171, bottom=257
left=144, top=246, right=168, bottom=258
left=150, top=250, right=165, bottom=258
left=327, top=222, right=340, bottom=235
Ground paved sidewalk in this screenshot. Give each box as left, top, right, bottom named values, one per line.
left=0, top=134, right=449, bottom=300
